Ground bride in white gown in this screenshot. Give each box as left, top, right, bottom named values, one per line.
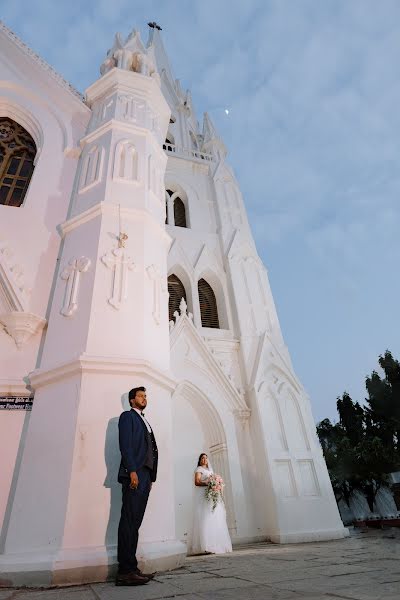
left=187, top=453, right=232, bottom=555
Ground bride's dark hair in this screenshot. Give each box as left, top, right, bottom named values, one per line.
left=197, top=453, right=207, bottom=466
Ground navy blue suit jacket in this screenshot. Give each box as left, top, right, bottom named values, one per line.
left=118, top=409, right=158, bottom=483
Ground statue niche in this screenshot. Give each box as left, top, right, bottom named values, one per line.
left=100, top=29, right=160, bottom=85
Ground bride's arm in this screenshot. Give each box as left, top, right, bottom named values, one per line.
left=194, top=472, right=208, bottom=487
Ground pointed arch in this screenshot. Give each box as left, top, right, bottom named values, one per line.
left=172, top=381, right=236, bottom=533
left=79, top=144, right=104, bottom=191
left=173, top=196, right=186, bottom=228
left=113, top=140, right=138, bottom=182
left=198, top=278, right=220, bottom=328
left=164, top=185, right=189, bottom=228
left=168, top=274, right=187, bottom=322
left=0, top=117, right=37, bottom=207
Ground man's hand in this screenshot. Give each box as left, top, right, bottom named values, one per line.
left=130, top=471, right=139, bottom=489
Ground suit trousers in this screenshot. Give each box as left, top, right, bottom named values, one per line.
left=117, top=467, right=151, bottom=573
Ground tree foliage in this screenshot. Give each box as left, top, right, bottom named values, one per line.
left=317, top=350, right=400, bottom=512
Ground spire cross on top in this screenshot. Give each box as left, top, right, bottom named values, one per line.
left=148, top=21, right=162, bottom=30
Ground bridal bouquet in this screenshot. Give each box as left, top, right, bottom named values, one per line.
left=205, top=474, right=225, bottom=511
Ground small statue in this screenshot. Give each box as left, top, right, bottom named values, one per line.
left=99, top=29, right=160, bottom=85
left=117, top=232, right=128, bottom=249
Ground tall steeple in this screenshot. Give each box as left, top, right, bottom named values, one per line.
left=0, top=24, right=186, bottom=584
left=147, top=22, right=175, bottom=89
left=202, top=112, right=227, bottom=159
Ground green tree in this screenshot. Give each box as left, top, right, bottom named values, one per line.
left=365, top=350, right=400, bottom=463
left=317, top=351, right=400, bottom=514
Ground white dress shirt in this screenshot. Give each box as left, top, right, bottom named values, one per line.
left=133, top=407, right=152, bottom=433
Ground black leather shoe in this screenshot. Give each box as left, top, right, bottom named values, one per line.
left=115, top=571, right=150, bottom=586
left=137, top=568, right=155, bottom=580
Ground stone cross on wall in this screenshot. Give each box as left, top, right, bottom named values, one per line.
left=60, top=257, right=91, bottom=317
left=101, top=247, right=135, bottom=310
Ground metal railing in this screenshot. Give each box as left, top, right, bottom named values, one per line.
left=163, top=143, right=214, bottom=162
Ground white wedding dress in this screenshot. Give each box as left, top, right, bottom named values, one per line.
left=187, top=466, right=232, bottom=555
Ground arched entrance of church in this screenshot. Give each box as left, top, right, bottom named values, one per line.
left=171, top=381, right=236, bottom=546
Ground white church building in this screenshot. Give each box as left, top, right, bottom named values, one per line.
left=0, top=20, right=347, bottom=586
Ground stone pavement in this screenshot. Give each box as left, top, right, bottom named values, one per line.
left=0, top=528, right=399, bottom=600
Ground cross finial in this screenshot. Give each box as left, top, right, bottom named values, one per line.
left=148, top=21, right=162, bottom=30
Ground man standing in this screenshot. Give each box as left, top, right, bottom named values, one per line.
left=116, top=386, right=158, bottom=586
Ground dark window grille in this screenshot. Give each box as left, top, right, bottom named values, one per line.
left=198, top=278, right=220, bottom=328
left=0, top=118, right=36, bottom=207
left=174, top=197, right=187, bottom=228
left=168, top=274, right=187, bottom=321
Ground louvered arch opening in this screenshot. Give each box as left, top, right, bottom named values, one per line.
left=198, top=278, right=220, bottom=328
left=0, top=118, right=36, bottom=207
left=168, top=274, right=187, bottom=321
left=174, top=197, right=187, bottom=228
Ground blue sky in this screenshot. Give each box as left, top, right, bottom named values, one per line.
left=3, top=0, right=400, bottom=422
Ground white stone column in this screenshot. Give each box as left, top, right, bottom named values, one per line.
left=0, top=67, right=186, bottom=585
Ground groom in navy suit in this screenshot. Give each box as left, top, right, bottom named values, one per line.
left=116, top=386, right=158, bottom=586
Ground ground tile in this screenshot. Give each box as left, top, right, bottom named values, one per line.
left=91, top=580, right=185, bottom=600
left=171, top=576, right=251, bottom=594
left=196, top=583, right=313, bottom=600
left=14, top=588, right=95, bottom=600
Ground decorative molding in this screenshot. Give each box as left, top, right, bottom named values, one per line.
left=28, top=355, right=177, bottom=392
left=60, top=257, right=91, bottom=317
left=0, top=396, right=33, bottom=410
left=78, top=145, right=104, bottom=193
left=0, top=311, right=46, bottom=348
left=113, top=139, right=138, bottom=182
left=118, top=95, right=146, bottom=123
left=0, top=236, right=31, bottom=312
left=233, top=408, right=251, bottom=425
left=100, top=28, right=160, bottom=86
left=101, top=247, right=135, bottom=309
left=170, top=309, right=249, bottom=413
left=60, top=203, right=171, bottom=244
left=0, top=21, right=83, bottom=101
left=146, top=264, right=167, bottom=324
left=90, top=95, right=115, bottom=130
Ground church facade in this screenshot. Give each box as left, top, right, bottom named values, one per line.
left=0, top=21, right=347, bottom=585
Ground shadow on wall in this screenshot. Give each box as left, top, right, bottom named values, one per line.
left=104, top=393, right=130, bottom=572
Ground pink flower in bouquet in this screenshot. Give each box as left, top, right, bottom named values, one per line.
left=205, top=473, right=225, bottom=511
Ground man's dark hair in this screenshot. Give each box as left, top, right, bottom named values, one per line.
left=128, top=386, right=146, bottom=406
left=197, top=453, right=207, bottom=467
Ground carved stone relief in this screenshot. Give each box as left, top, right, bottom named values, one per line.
left=113, top=140, right=138, bottom=182
left=101, top=247, right=135, bottom=310
left=78, top=145, right=104, bottom=192
left=0, top=236, right=31, bottom=312
left=91, top=95, right=115, bottom=129
left=0, top=312, right=46, bottom=349
left=100, top=29, right=160, bottom=86
left=60, top=257, right=91, bottom=317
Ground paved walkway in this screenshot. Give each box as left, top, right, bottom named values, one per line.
left=1, top=528, right=399, bottom=600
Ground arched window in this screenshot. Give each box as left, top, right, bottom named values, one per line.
left=198, top=278, right=220, bottom=328
left=174, top=197, right=187, bottom=228
left=0, top=118, right=36, bottom=207
left=168, top=274, right=187, bottom=321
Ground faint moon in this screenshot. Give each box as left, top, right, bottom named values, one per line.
left=225, top=109, right=229, bottom=115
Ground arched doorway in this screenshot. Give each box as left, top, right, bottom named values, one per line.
left=171, top=381, right=236, bottom=546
